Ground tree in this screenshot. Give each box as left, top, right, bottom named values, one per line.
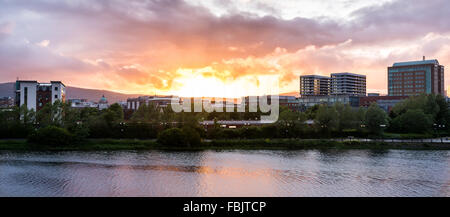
left=27, top=126, right=74, bottom=146
left=435, top=94, right=449, bottom=130
left=277, top=106, right=306, bottom=138
left=392, top=94, right=439, bottom=119
left=365, top=103, right=388, bottom=135
left=305, top=104, right=320, bottom=119
left=390, top=109, right=433, bottom=133
left=103, top=103, right=124, bottom=126
left=182, top=126, right=202, bottom=146
left=334, top=103, right=357, bottom=131
left=355, top=107, right=367, bottom=131
left=315, top=105, right=339, bottom=133
left=157, top=128, right=187, bottom=146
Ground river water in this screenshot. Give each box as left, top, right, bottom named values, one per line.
left=0, top=149, right=448, bottom=197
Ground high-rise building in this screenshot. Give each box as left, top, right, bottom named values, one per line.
left=299, top=75, right=330, bottom=97
left=330, top=72, right=366, bottom=96
left=388, top=58, right=445, bottom=96
left=15, top=80, right=66, bottom=111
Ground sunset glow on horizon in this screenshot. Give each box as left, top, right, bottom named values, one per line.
left=1, top=0, right=450, bottom=97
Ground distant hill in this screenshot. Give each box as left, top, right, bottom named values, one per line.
left=0, top=82, right=300, bottom=103
left=0, top=82, right=140, bottom=103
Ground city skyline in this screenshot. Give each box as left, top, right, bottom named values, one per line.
left=1, top=0, right=450, bottom=97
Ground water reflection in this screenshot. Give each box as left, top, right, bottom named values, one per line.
left=0, top=150, right=448, bottom=197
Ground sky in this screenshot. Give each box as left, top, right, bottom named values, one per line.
left=1, top=0, right=450, bottom=97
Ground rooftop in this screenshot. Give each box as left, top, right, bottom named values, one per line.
left=392, top=59, right=440, bottom=67
left=331, top=72, right=366, bottom=77
left=300, top=75, right=330, bottom=79
left=16, top=80, right=65, bottom=86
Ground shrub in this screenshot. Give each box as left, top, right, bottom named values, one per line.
left=261, top=125, right=279, bottom=138
left=182, top=127, right=202, bottom=146
left=27, top=126, right=74, bottom=146
left=157, top=128, right=187, bottom=146
left=239, top=127, right=262, bottom=139
left=389, top=109, right=433, bottom=133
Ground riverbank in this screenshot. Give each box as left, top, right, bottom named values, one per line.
left=0, top=138, right=449, bottom=151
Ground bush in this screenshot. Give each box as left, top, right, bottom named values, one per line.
left=238, top=127, right=262, bottom=139
left=157, top=128, right=187, bottom=147
left=27, top=126, right=74, bottom=146
left=389, top=109, right=433, bottom=133
left=182, top=127, right=202, bottom=146
left=261, top=125, right=279, bottom=138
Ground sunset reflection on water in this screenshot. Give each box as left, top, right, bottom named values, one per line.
left=0, top=150, right=448, bottom=197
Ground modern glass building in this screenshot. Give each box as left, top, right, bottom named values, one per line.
left=388, top=58, right=445, bottom=96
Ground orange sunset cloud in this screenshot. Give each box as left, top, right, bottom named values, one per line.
left=1, top=0, right=450, bottom=97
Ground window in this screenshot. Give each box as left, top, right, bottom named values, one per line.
left=24, top=87, right=28, bottom=106
left=55, top=94, right=58, bottom=99
left=55, top=87, right=58, bottom=91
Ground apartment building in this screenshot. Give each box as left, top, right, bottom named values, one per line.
left=15, top=80, right=66, bottom=111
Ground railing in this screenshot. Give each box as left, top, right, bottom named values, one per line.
left=333, top=137, right=450, bottom=143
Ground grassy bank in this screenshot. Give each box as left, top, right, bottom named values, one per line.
left=0, top=138, right=449, bottom=151
left=0, top=139, right=159, bottom=151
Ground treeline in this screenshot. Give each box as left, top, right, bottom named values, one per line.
left=0, top=94, right=449, bottom=147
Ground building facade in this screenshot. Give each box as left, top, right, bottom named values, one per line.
left=296, top=95, right=360, bottom=110
left=330, top=72, right=366, bottom=96
left=299, top=75, right=330, bottom=97
left=0, top=97, right=14, bottom=109
left=98, top=95, right=109, bottom=110
left=15, top=80, right=66, bottom=111
left=388, top=58, right=445, bottom=96
left=68, top=98, right=99, bottom=109
left=127, top=96, right=174, bottom=111
left=359, top=95, right=409, bottom=112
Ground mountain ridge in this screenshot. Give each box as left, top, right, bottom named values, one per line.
left=0, top=82, right=140, bottom=103
left=0, top=82, right=300, bottom=103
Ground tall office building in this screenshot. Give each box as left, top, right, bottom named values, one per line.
left=330, top=72, right=366, bottom=96
left=388, top=58, right=445, bottom=96
left=299, top=75, right=330, bottom=97
left=15, top=80, right=66, bottom=111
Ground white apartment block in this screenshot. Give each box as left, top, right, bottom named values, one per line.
left=15, top=80, right=66, bottom=111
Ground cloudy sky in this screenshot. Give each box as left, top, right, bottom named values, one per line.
left=1, top=0, right=449, bottom=97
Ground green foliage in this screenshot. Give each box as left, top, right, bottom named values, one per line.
left=305, top=104, right=320, bottom=119
left=157, top=128, right=188, bottom=147
left=103, top=103, right=124, bottom=126
left=334, top=103, right=360, bottom=130
left=239, top=126, right=262, bottom=139
left=0, top=105, right=35, bottom=138
left=365, top=103, right=389, bottom=135
left=388, top=94, right=450, bottom=133
left=391, top=94, right=439, bottom=118
left=390, top=109, right=433, bottom=133
left=261, top=124, right=279, bottom=138
left=315, top=105, right=339, bottom=133
left=182, top=126, right=202, bottom=146
left=27, top=126, right=74, bottom=146
left=2, top=92, right=450, bottom=143
left=130, top=103, right=159, bottom=122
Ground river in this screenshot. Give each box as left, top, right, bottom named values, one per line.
left=0, top=149, right=448, bottom=196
